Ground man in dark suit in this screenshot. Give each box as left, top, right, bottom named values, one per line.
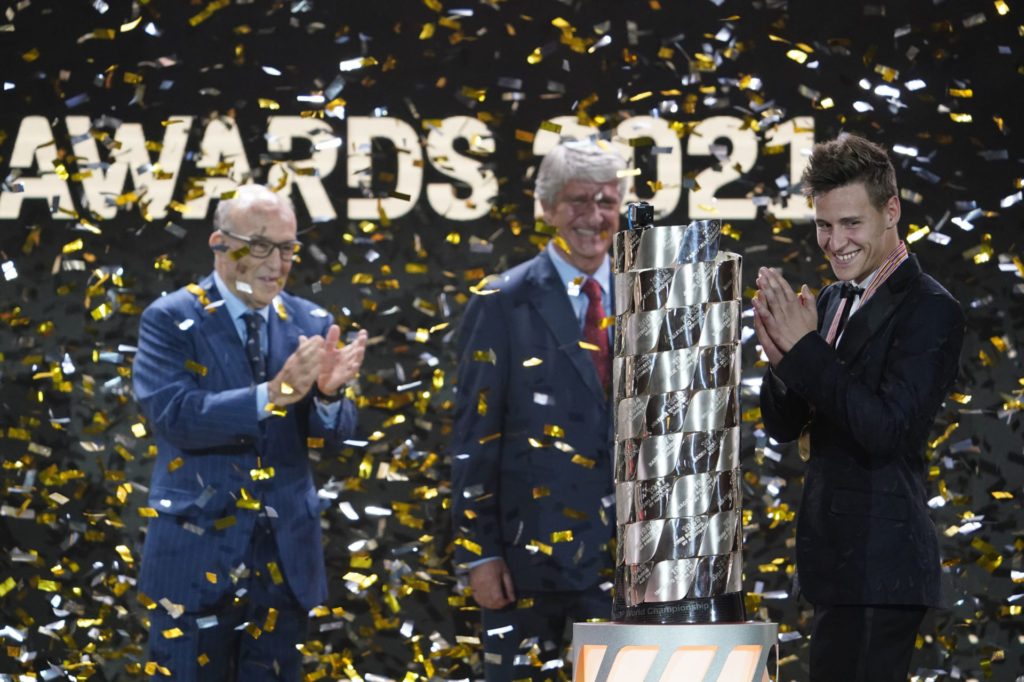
left=752, top=133, right=964, bottom=682
left=133, top=184, right=367, bottom=681
left=451, top=140, right=627, bottom=681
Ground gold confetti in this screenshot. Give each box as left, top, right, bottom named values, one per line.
left=472, top=349, right=496, bottom=364
left=358, top=453, right=374, bottom=478
left=528, top=540, right=553, bottom=556
left=115, top=545, right=134, bottom=564
left=533, top=486, right=550, bottom=499
left=214, top=515, right=237, bottom=530
left=783, top=48, right=809, bottom=64
left=188, top=0, right=230, bottom=26
left=250, top=467, right=275, bottom=480
left=455, top=538, right=482, bottom=555
left=273, top=299, right=288, bottom=320
left=551, top=530, right=573, bottom=543
left=167, top=457, right=184, bottom=473
left=185, top=360, right=208, bottom=376
left=571, top=454, right=595, bottom=468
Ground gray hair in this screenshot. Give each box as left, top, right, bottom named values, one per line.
left=212, top=184, right=295, bottom=233
left=535, top=139, right=629, bottom=205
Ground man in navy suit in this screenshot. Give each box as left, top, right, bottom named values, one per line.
left=451, top=140, right=627, bottom=681
left=133, top=184, right=367, bottom=681
left=752, top=134, right=964, bottom=681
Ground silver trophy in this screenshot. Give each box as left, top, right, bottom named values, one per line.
left=611, top=202, right=745, bottom=624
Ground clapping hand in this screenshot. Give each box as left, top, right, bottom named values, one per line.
left=751, top=267, right=818, bottom=366
left=317, top=326, right=368, bottom=396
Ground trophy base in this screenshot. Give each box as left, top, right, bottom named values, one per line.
left=573, top=620, right=777, bottom=682
left=612, top=591, right=746, bottom=624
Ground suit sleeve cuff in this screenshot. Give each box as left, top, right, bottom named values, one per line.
left=256, top=382, right=271, bottom=421
left=464, top=556, right=502, bottom=571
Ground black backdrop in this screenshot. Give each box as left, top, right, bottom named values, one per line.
left=1, top=1, right=1022, bottom=680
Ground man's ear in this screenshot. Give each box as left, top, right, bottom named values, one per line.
left=886, top=195, right=901, bottom=229
left=540, top=200, right=554, bottom=224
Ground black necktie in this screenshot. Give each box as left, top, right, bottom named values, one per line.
left=833, top=282, right=863, bottom=345
left=243, top=312, right=267, bottom=382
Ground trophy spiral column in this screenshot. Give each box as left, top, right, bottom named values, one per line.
left=611, top=203, right=745, bottom=624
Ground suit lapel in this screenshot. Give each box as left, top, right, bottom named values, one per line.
left=193, top=274, right=252, bottom=381
left=837, top=256, right=920, bottom=363
left=820, top=284, right=845, bottom=342
left=527, top=250, right=608, bottom=406
left=266, top=296, right=299, bottom=378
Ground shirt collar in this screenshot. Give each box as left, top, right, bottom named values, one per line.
left=546, top=241, right=611, bottom=298
left=850, top=267, right=879, bottom=295
left=212, top=271, right=270, bottom=323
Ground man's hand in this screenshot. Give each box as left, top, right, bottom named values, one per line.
left=469, top=558, right=516, bottom=610
left=268, top=334, right=324, bottom=406
left=317, top=327, right=368, bottom=395
left=751, top=267, right=818, bottom=362
left=752, top=302, right=785, bottom=367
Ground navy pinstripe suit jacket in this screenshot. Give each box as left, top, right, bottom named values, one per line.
left=133, top=273, right=356, bottom=611
left=451, top=250, right=616, bottom=593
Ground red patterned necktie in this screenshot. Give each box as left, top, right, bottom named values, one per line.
left=581, top=278, right=611, bottom=392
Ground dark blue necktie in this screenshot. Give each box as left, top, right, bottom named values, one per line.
left=243, top=312, right=267, bottom=382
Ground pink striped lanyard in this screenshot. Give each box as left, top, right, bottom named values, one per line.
left=824, top=241, right=908, bottom=345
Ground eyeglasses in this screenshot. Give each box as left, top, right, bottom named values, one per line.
left=217, top=228, right=302, bottom=261
left=562, top=193, right=621, bottom=215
